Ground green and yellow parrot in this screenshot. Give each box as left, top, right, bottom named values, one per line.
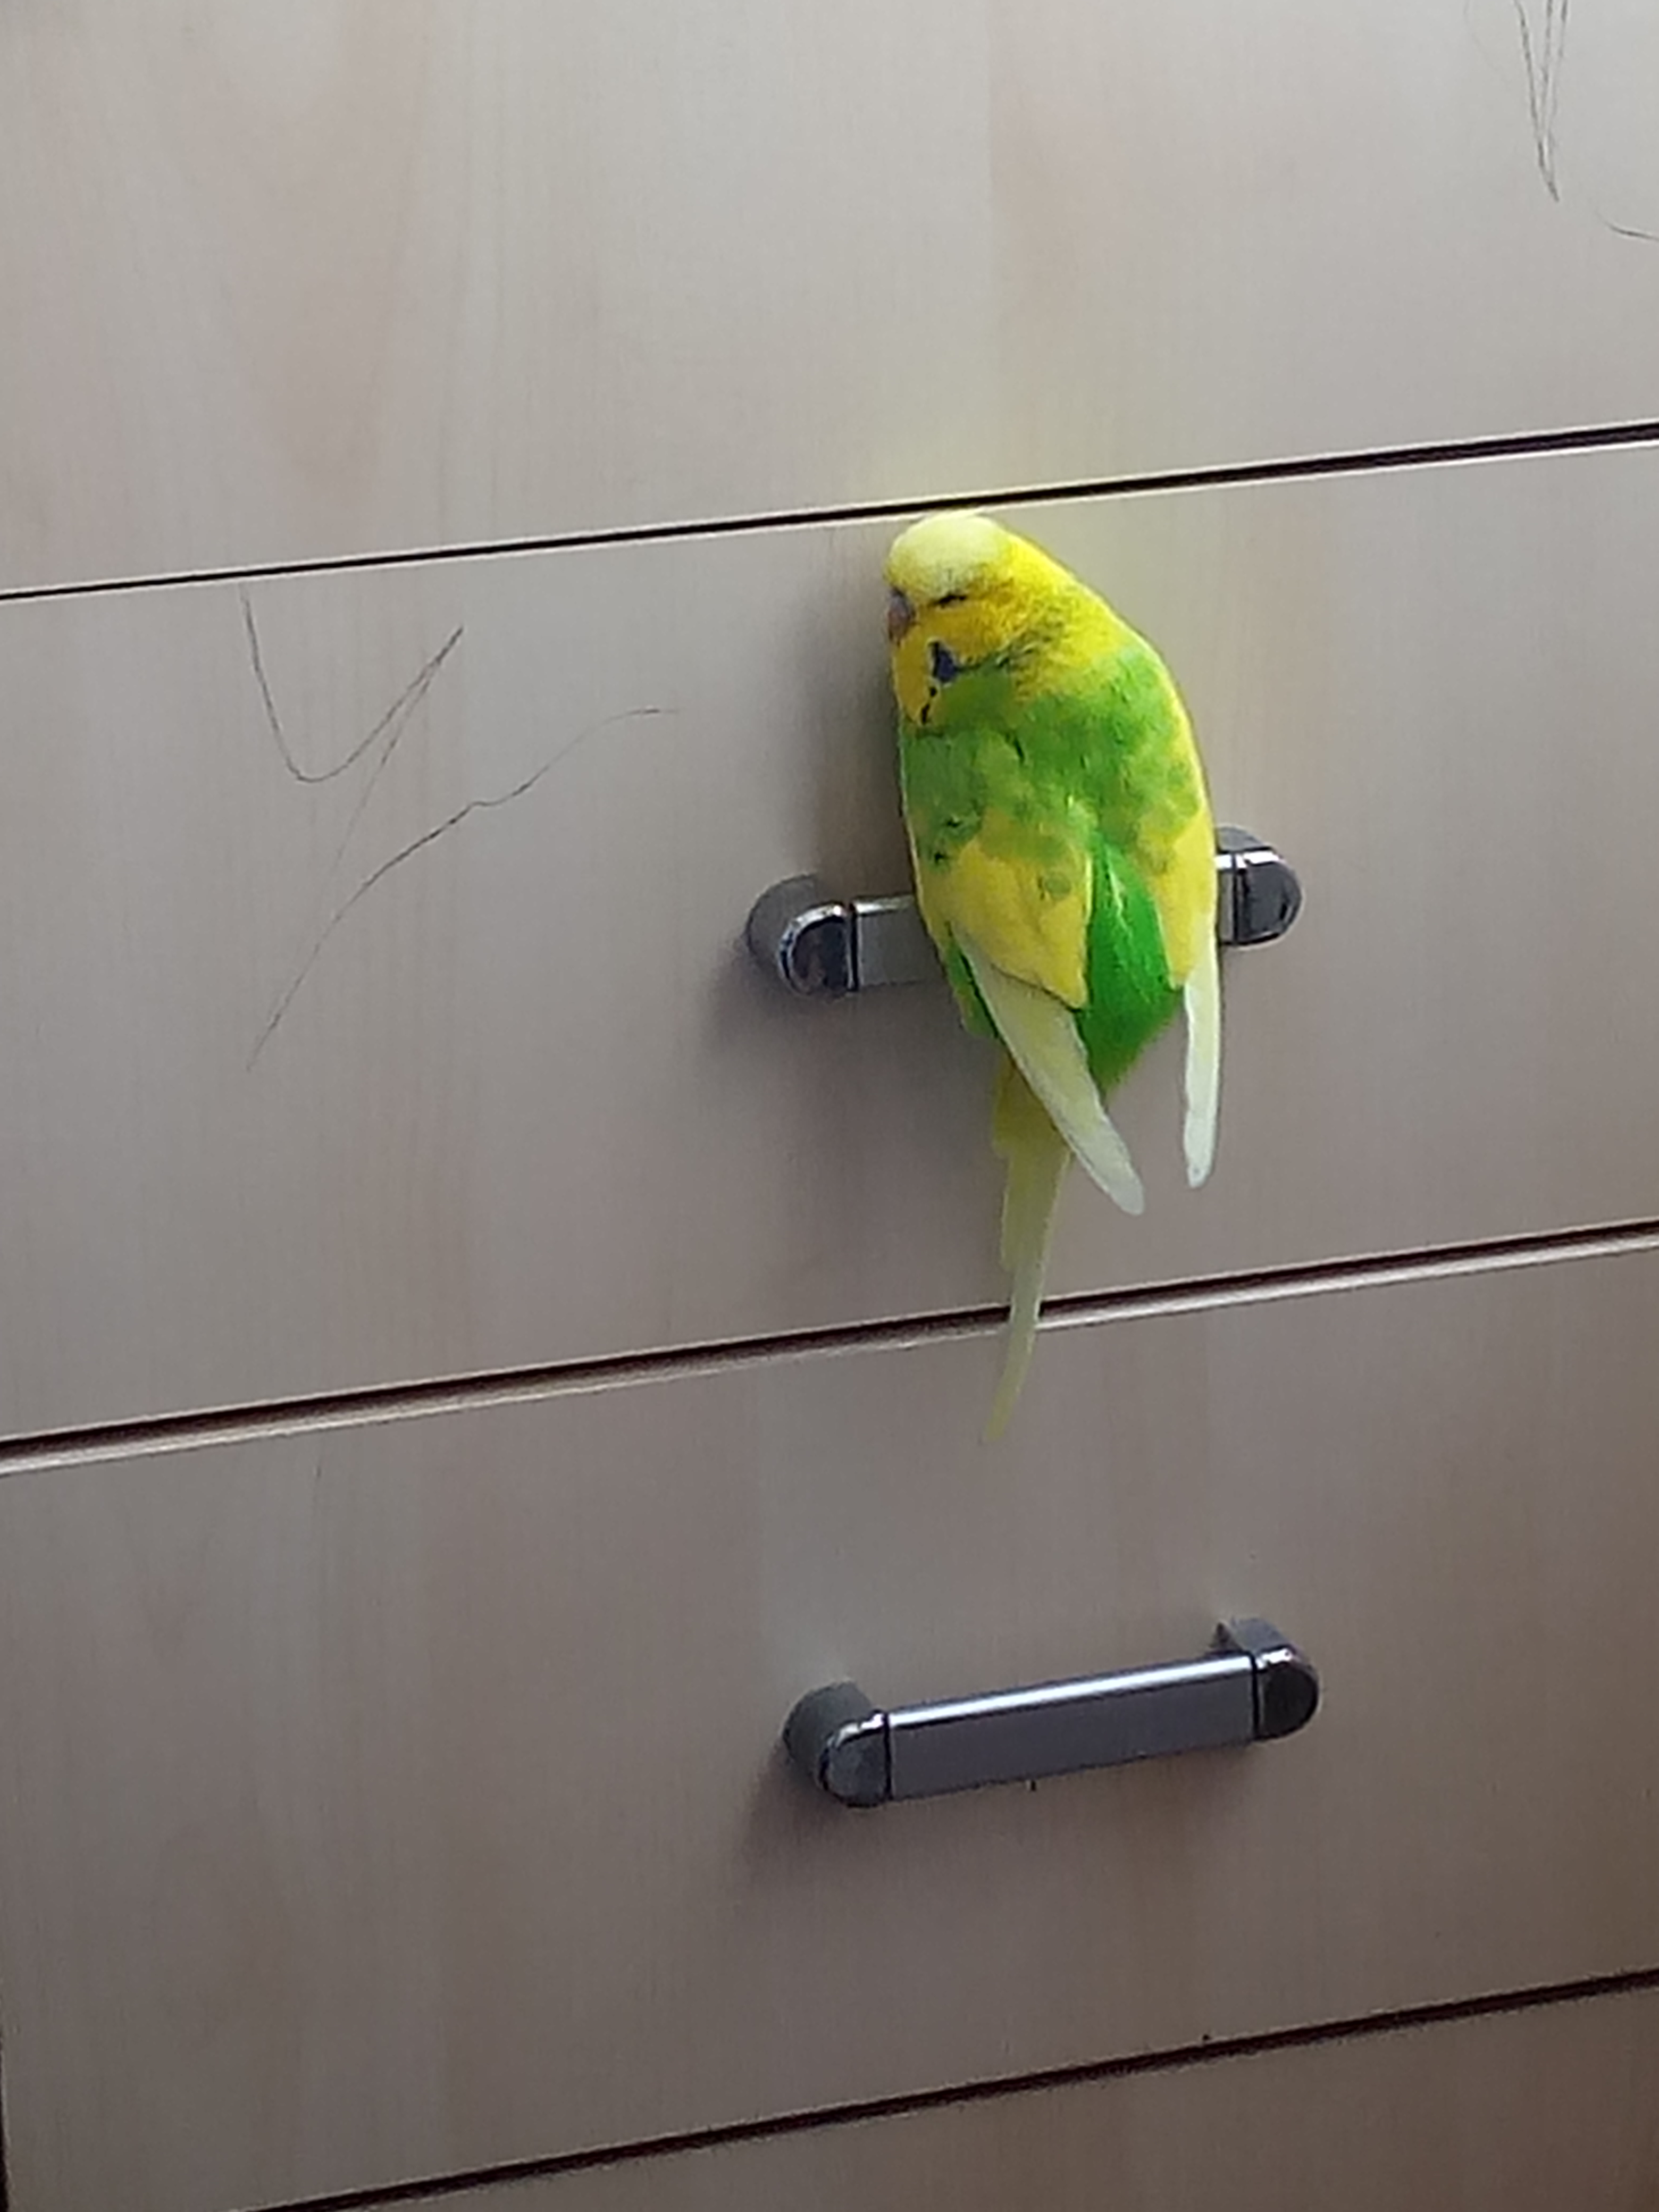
left=885, top=512, right=1219, bottom=1434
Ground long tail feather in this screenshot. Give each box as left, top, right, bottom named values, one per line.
left=1181, top=929, right=1222, bottom=1187
left=960, top=935, right=1145, bottom=1214
left=986, top=1055, right=1070, bottom=1440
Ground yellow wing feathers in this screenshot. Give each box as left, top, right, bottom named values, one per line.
left=923, top=823, right=1091, bottom=1009
left=1141, top=707, right=1218, bottom=990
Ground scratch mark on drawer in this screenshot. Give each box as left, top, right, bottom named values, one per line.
left=237, top=587, right=665, bottom=1066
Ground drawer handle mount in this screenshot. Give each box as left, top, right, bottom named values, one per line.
left=747, top=828, right=1301, bottom=999
left=783, top=1618, right=1318, bottom=1808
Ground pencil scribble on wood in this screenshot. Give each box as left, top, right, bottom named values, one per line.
left=240, top=591, right=664, bottom=1066
left=1512, top=0, right=1571, bottom=199
left=1498, top=0, right=1659, bottom=241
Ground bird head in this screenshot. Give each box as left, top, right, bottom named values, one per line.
left=883, top=512, right=1070, bottom=728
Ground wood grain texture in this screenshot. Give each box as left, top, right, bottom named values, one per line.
left=6, top=1, right=1659, bottom=588
left=3, top=448, right=1659, bottom=1434
left=428, top=1988, right=1659, bottom=2211
left=2, top=1246, right=1658, bottom=2210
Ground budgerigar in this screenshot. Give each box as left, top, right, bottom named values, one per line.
left=884, top=512, right=1219, bottom=1434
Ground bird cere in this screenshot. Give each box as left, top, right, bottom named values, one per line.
left=884, top=513, right=1219, bottom=1435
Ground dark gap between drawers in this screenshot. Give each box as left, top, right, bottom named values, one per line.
left=252, top=1962, right=1659, bottom=2212
left=5, top=417, right=1659, bottom=609
left=2, top=1216, right=1657, bottom=1479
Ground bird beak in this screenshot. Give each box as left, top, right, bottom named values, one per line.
left=886, top=588, right=915, bottom=643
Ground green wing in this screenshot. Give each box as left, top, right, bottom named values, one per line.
left=904, top=649, right=1190, bottom=1041
left=1074, top=832, right=1182, bottom=1092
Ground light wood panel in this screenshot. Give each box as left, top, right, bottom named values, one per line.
left=437, top=1989, right=1659, bottom=2211
left=2, top=1246, right=1658, bottom=2211
left=3, top=448, right=1659, bottom=1434
left=6, top=1, right=1659, bottom=588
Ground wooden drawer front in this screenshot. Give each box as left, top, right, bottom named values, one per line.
left=3, top=445, right=1659, bottom=1436
left=408, top=1988, right=1659, bottom=2212
left=5, top=2, right=1659, bottom=590
left=1, top=1244, right=1656, bottom=2211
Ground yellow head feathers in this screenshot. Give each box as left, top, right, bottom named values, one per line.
left=883, top=512, right=1091, bottom=726
left=885, top=512, right=1021, bottom=601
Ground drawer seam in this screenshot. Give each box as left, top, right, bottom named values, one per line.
left=1, top=1217, right=1655, bottom=1478
left=5, top=417, right=1659, bottom=611
left=243, top=1963, right=1659, bottom=2212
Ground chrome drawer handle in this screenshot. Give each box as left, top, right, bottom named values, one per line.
left=747, top=828, right=1302, bottom=999
left=783, top=1618, right=1318, bottom=1808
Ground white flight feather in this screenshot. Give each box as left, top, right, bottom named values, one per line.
left=959, top=937, right=1145, bottom=1217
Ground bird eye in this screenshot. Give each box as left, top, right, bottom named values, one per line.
left=935, top=591, right=968, bottom=606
